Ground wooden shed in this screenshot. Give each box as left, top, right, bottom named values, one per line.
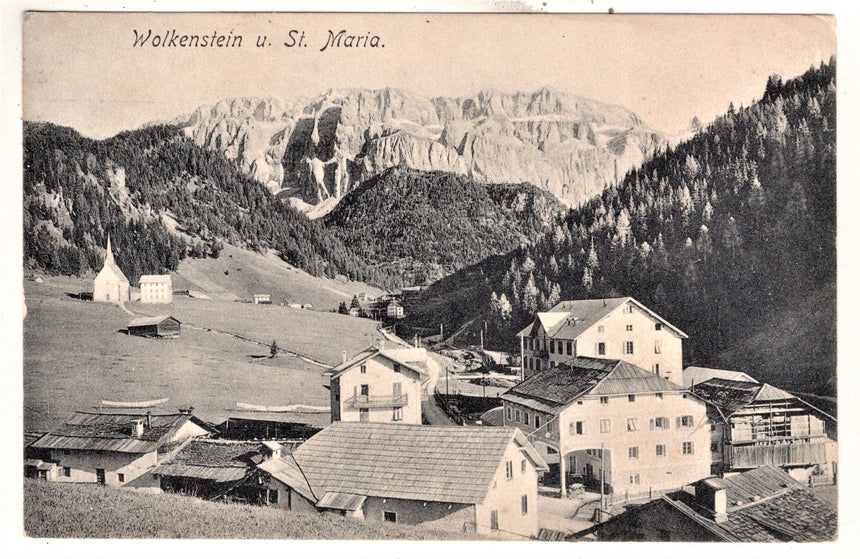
left=127, top=315, right=181, bottom=338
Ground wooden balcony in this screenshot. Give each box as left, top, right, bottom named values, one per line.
left=728, top=439, right=827, bottom=469
left=344, top=394, right=407, bottom=410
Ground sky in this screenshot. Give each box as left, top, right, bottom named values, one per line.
left=22, top=12, right=835, bottom=139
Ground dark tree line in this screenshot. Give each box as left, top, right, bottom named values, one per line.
left=404, top=59, right=836, bottom=394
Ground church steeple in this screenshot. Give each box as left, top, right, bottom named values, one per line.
left=105, top=234, right=115, bottom=266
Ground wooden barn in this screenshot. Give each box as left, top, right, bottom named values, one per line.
left=127, top=315, right=181, bottom=338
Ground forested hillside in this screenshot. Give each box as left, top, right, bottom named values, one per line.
left=23, top=123, right=365, bottom=283
left=404, top=59, right=836, bottom=396
left=325, top=168, right=564, bottom=286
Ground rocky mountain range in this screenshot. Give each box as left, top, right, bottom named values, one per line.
left=173, top=87, right=666, bottom=214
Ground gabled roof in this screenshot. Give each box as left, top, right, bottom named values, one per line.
left=282, top=422, right=547, bottom=505
left=683, top=366, right=757, bottom=388
left=139, top=274, right=171, bottom=284
left=258, top=453, right=316, bottom=502
left=152, top=439, right=262, bottom=482
left=328, top=347, right=424, bottom=380
left=579, top=466, right=836, bottom=542
left=95, top=260, right=129, bottom=284
left=479, top=406, right=505, bottom=427
left=691, top=378, right=795, bottom=416
left=517, top=297, right=688, bottom=339
left=698, top=466, right=837, bottom=542
left=128, top=315, right=180, bottom=328
left=501, top=357, right=684, bottom=412
left=30, top=411, right=206, bottom=454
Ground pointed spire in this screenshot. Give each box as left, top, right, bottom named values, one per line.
left=105, top=234, right=115, bottom=266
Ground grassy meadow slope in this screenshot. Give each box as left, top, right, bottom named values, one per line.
left=173, top=243, right=383, bottom=309
left=24, top=480, right=469, bottom=539
left=23, top=276, right=383, bottom=431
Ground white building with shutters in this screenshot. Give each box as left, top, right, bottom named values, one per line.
left=517, top=297, right=687, bottom=386
left=139, top=275, right=173, bottom=304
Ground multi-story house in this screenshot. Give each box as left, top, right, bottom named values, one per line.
left=139, top=274, right=173, bottom=304
left=517, top=297, right=687, bottom=386
left=690, top=378, right=837, bottom=482
left=500, top=356, right=710, bottom=498
left=257, top=422, right=548, bottom=539
left=329, top=346, right=425, bottom=424
left=26, top=408, right=210, bottom=487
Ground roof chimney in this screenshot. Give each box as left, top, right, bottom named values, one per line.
left=146, top=411, right=152, bottom=428
left=342, top=350, right=348, bottom=365
left=131, top=419, right=145, bottom=438
left=178, top=407, right=193, bottom=416
left=696, top=481, right=727, bottom=523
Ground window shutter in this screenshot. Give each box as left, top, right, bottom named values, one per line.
left=649, top=419, right=655, bottom=430
left=676, top=416, right=681, bottom=429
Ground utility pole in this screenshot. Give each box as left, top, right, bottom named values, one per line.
left=599, top=442, right=606, bottom=522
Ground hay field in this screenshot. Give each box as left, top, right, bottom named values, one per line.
left=23, top=277, right=382, bottom=431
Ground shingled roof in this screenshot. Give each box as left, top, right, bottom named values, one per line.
left=691, top=378, right=799, bottom=416
left=328, top=347, right=424, bottom=379
left=30, top=411, right=205, bottom=454
left=128, top=315, right=180, bottom=328
left=276, top=422, right=547, bottom=505
left=152, top=440, right=263, bottom=483
left=502, top=357, right=684, bottom=412
left=517, top=297, right=687, bottom=339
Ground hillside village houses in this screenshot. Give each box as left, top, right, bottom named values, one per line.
left=139, top=274, right=173, bottom=304
left=329, top=344, right=439, bottom=425
left=518, top=297, right=687, bottom=386
left=92, top=236, right=130, bottom=303
left=26, top=408, right=210, bottom=487
left=257, top=422, right=548, bottom=538
left=500, top=356, right=710, bottom=499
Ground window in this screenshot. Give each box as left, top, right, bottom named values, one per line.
left=490, top=510, right=499, bottom=531
left=506, top=406, right=512, bottom=420
left=574, top=421, right=585, bottom=435
left=384, top=511, right=397, bottom=523
left=63, top=467, right=71, bottom=477
left=600, top=396, right=609, bottom=405
left=360, top=364, right=367, bottom=374
left=521, top=495, right=529, bottom=515
left=393, top=363, right=401, bottom=373
left=623, top=304, right=633, bottom=314
left=683, top=442, right=694, bottom=455
left=567, top=341, right=573, bottom=355
left=629, top=474, right=640, bottom=485
left=598, top=342, right=606, bottom=355
left=627, top=418, right=638, bottom=432
left=656, top=444, right=666, bottom=457
left=535, top=415, right=541, bottom=429
left=626, top=324, right=633, bottom=331
left=628, top=394, right=636, bottom=403
left=597, top=325, right=605, bottom=333
left=655, top=323, right=663, bottom=331
left=654, top=363, right=660, bottom=376
left=392, top=407, right=402, bottom=421
left=118, top=473, right=125, bottom=483
left=96, top=468, right=106, bottom=485
left=656, top=392, right=664, bottom=400
left=549, top=340, right=555, bottom=353
left=628, top=447, right=639, bottom=459
left=515, top=409, right=521, bottom=422
left=360, top=384, right=369, bottom=396
left=359, top=408, right=369, bottom=422
left=521, top=459, right=527, bottom=474
left=677, top=415, right=694, bottom=428
left=650, top=417, right=669, bottom=430
left=600, top=418, right=611, bottom=434
left=625, top=341, right=634, bottom=354
left=506, top=460, right=514, bottom=480
left=654, top=340, right=662, bottom=354
left=524, top=411, right=530, bottom=426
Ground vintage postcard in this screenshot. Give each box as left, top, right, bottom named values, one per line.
left=14, top=7, right=843, bottom=555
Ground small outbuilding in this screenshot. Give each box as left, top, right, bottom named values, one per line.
left=253, top=294, right=272, bottom=305
left=127, top=315, right=181, bottom=338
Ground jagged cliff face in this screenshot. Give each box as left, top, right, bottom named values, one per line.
left=175, top=88, right=665, bottom=211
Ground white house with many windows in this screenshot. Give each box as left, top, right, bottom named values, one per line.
left=517, top=297, right=687, bottom=386
left=139, top=275, right=173, bottom=304
left=329, top=347, right=425, bottom=424
left=500, top=356, right=710, bottom=498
